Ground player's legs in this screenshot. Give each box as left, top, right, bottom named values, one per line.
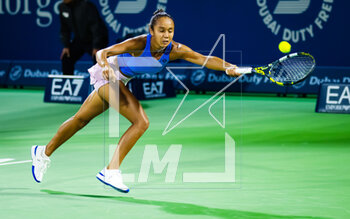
left=32, top=90, right=108, bottom=183
left=45, top=90, right=109, bottom=156
left=97, top=81, right=149, bottom=169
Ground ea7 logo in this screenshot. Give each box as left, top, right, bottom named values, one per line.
left=326, top=85, right=350, bottom=105
left=274, top=0, right=311, bottom=14
left=143, top=81, right=164, bottom=95
left=51, top=78, right=83, bottom=96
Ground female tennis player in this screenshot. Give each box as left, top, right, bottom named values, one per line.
left=31, top=9, right=240, bottom=193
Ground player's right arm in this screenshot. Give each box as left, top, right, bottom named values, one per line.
left=170, top=42, right=240, bottom=77
left=96, top=35, right=146, bottom=81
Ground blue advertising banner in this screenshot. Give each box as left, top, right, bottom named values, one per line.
left=316, top=84, right=350, bottom=114
left=3, top=59, right=350, bottom=95
left=5, top=61, right=91, bottom=86
left=6, top=61, right=61, bottom=86
left=287, top=67, right=350, bottom=94
left=0, top=1, right=349, bottom=67
left=155, top=65, right=350, bottom=95
left=0, top=60, right=10, bottom=85
left=44, top=75, right=90, bottom=104
left=184, top=69, right=286, bottom=93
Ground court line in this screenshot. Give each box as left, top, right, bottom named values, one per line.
left=0, top=160, right=32, bottom=166
left=0, top=158, right=14, bottom=163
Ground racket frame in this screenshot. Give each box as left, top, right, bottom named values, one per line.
left=236, top=52, right=315, bottom=86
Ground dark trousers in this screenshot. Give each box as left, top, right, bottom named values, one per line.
left=61, top=39, right=97, bottom=75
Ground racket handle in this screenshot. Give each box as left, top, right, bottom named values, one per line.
left=236, top=67, right=253, bottom=74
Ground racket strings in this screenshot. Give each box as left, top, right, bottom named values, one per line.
left=271, top=56, right=315, bottom=84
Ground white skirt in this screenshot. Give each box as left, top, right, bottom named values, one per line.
left=88, top=56, right=132, bottom=91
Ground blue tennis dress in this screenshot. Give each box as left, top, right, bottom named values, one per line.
left=117, top=34, right=173, bottom=77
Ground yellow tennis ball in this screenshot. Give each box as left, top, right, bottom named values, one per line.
left=279, top=41, right=291, bottom=53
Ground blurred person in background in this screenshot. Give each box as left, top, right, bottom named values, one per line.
left=59, top=0, right=108, bottom=75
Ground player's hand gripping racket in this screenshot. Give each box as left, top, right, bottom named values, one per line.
left=233, top=52, right=315, bottom=86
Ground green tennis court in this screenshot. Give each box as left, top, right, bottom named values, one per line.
left=1, top=88, right=349, bottom=219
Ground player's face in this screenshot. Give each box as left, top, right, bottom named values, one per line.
left=150, top=17, right=174, bottom=49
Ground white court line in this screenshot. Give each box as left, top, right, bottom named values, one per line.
left=0, top=158, right=14, bottom=163
left=0, top=160, right=32, bottom=166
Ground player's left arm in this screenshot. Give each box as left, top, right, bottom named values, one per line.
left=171, top=43, right=240, bottom=77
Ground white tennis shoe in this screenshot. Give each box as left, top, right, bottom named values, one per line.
left=96, top=167, right=129, bottom=193
left=31, top=145, right=51, bottom=183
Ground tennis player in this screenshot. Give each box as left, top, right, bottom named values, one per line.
left=31, top=9, right=240, bottom=193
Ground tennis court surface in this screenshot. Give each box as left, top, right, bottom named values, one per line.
left=1, top=88, right=349, bottom=219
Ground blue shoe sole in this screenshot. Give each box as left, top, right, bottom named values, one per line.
left=96, top=174, right=129, bottom=193
left=31, top=145, right=41, bottom=183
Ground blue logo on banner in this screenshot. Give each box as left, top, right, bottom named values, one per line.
left=191, top=70, right=206, bottom=86
left=9, top=65, right=23, bottom=81
left=292, top=80, right=307, bottom=90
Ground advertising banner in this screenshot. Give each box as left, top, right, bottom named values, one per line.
left=5, top=61, right=91, bottom=86
left=0, top=60, right=10, bottom=85
left=44, top=75, right=91, bottom=104
left=129, top=79, right=176, bottom=100
left=316, top=83, right=350, bottom=114
left=0, top=1, right=348, bottom=67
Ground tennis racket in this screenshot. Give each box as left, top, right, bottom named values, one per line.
left=235, top=52, right=315, bottom=86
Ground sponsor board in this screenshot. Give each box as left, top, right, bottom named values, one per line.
left=0, top=60, right=10, bottom=85
left=162, top=65, right=350, bottom=95
left=6, top=61, right=90, bottom=86
left=316, top=84, right=350, bottom=114
left=3, top=60, right=350, bottom=96
left=129, top=79, right=176, bottom=100
left=44, top=75, right=90, bottom=104
left=180, top=68, right=285, bottom=93
left=287, top=67, right=350, bottom=94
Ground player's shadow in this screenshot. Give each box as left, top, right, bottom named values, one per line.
left=41, top=189, right=327, bottom=219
